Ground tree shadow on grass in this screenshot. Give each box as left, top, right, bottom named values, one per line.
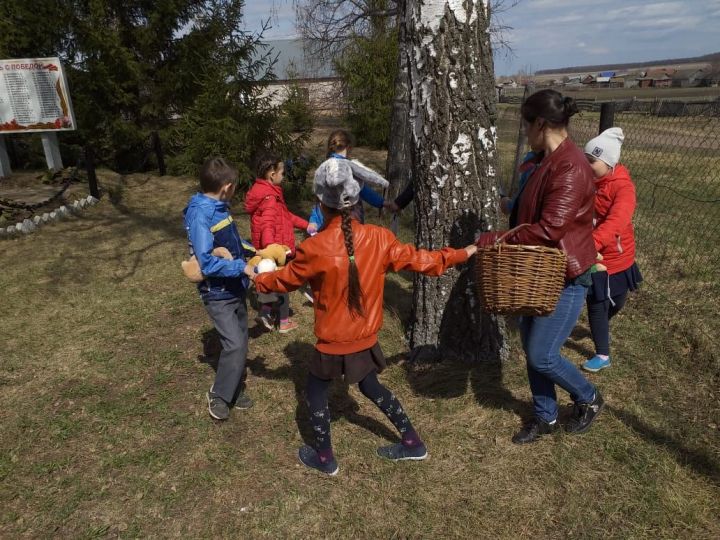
left=40, top=187, right=185, bottom=290
left=397, top=353, right=531, bottom=419
left=246, top=341, right=398, bottom=447
left=564, top=325, right=595, bottom=358
left=563, top=323, right=595, bottom=358
left=609, top=404, right=720, bottom=486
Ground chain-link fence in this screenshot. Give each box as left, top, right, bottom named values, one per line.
left=496, top=93, right=720, bottom=346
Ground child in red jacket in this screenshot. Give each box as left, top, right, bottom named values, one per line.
left=245, top=155, right=311, bottom=333
left=583, top=128, right=643, bottom=372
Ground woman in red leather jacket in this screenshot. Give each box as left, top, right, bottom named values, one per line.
left=477, top=90, right=604, bottom=444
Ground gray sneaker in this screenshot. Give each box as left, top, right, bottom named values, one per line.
left=207, top=390, right=229, bottom=420
left=377, top=442, right=428, bottom=461
left=233, top=393, right=254, bottom=410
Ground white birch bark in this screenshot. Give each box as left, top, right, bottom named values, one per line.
left=406, top=0, right=507, bottom=362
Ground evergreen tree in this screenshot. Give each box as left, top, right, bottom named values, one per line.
left=0, top=0, right=305, bottom=174
left=334, top=28, right=397, bottom=148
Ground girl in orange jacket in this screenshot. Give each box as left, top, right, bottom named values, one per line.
left=252, top=156, right=476, bottom=475
left=583, top=128, right=643, bottom=373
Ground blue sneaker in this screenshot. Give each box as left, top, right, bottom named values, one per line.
left=583, top=355, right=611, bottom=373
left=377, top=442, right=428, bottom=461
left=298, top=445, right=339, bottom=476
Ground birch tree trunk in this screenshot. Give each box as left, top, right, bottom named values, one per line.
left=406, top=0, right=507, bottom=362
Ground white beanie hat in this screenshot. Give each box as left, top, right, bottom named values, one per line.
left=313, top=157, right=389, bottom=209
left=584, top=127, right=625, bottom=168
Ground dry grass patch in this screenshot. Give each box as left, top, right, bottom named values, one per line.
left=0, top=170, right=718, bottom=538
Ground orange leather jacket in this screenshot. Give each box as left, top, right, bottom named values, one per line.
left=254, top=215, right=469, bottom=354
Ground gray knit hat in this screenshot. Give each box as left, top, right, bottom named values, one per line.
left=585, top=127, right=625, bottom=168
left=313, top=157, right=389, bottom=209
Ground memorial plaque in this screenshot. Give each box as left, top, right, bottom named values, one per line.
left=0, top=58, right=76, bottom=134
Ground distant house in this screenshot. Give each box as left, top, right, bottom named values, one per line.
left=564, top=75, right=583, bottom=88
left=672, top=68, right=706, bottom=88
left=259, top=39, right=344, bottom=115
left=608, top=76, right=624, bottom=88
left=623, top=71, right=642, bottom=88
left=637, top=68, right=676, bottom=88
left=653, top=74, right=674, bottom=88
left=590, top=70, right=614, bottom=88
left=581, top=74, right=596, bottom=85
left=697, top=67, right=720, bottom=87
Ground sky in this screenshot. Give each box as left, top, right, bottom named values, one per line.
left=242, top=0, right=720, bottom=75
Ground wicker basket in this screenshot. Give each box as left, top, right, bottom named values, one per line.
left=475, top=225, right=567, bottom=316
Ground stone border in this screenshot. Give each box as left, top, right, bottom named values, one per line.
left=0, top=195, right=100, bottom=238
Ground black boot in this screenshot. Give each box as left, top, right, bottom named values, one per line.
left=512, top=417, right=559, bottom=444
left=566, top=390, right=605, bottom=434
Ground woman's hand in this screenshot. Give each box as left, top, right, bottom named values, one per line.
left=465, top=244, right=478, bottom=258
left=306, top=223, right=318, bottom=236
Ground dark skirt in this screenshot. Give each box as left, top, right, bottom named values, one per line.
left=589, top=262, right=643, bottom=302
left=309, top=342, right=387, bottom=384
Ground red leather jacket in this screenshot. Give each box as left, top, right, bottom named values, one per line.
left=244, top=179, right=309, bottom=254
left=255, top=216, right=468, bottom=354
left=593, top=164, right=636, bottom=275
left=507, top=138, right=597, bottom=279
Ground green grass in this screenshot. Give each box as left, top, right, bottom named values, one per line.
left=0, top=162, right=718, bottom=537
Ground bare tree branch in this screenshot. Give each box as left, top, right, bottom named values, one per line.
left=294, top=0, right=520, bottom=62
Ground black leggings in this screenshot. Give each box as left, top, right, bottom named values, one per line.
left=305, top=371, right=415, bottom=451
left=587, top=291, right=627, bottom=356
left=262, top=292, right=290, bottom=320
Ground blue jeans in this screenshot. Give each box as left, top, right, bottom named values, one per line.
left=519, top=283, right=596, bottom=422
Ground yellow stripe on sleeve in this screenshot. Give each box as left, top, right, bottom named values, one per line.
left=209, top=216, right=233, bottom=233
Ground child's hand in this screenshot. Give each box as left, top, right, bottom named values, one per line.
left=475, top=231, right=501, bottom=247
left=307, top=223, right=318, bottom=236
left=384, top=200, right=400, bottom=213
left=465, top=244, right=478, bottom=257
left=244, top=265, right=257, bottom=279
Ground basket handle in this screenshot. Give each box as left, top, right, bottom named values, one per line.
left=495, top=223, right=530, bottom=244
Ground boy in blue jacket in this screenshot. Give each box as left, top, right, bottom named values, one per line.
left=183, top=157, right=257, bottom=421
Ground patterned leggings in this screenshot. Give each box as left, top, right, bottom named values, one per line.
left=305, top=371, right=415, bottom=450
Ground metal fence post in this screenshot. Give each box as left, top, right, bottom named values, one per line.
left=85, top=144, right=100, bottom=198
left=599, top=102, right=616, bottom=134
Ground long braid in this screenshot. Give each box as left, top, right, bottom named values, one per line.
left=340, top=207, right=364, bottom=317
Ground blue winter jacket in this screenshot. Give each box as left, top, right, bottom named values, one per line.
left=183, top=193, right=255, bottom=301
